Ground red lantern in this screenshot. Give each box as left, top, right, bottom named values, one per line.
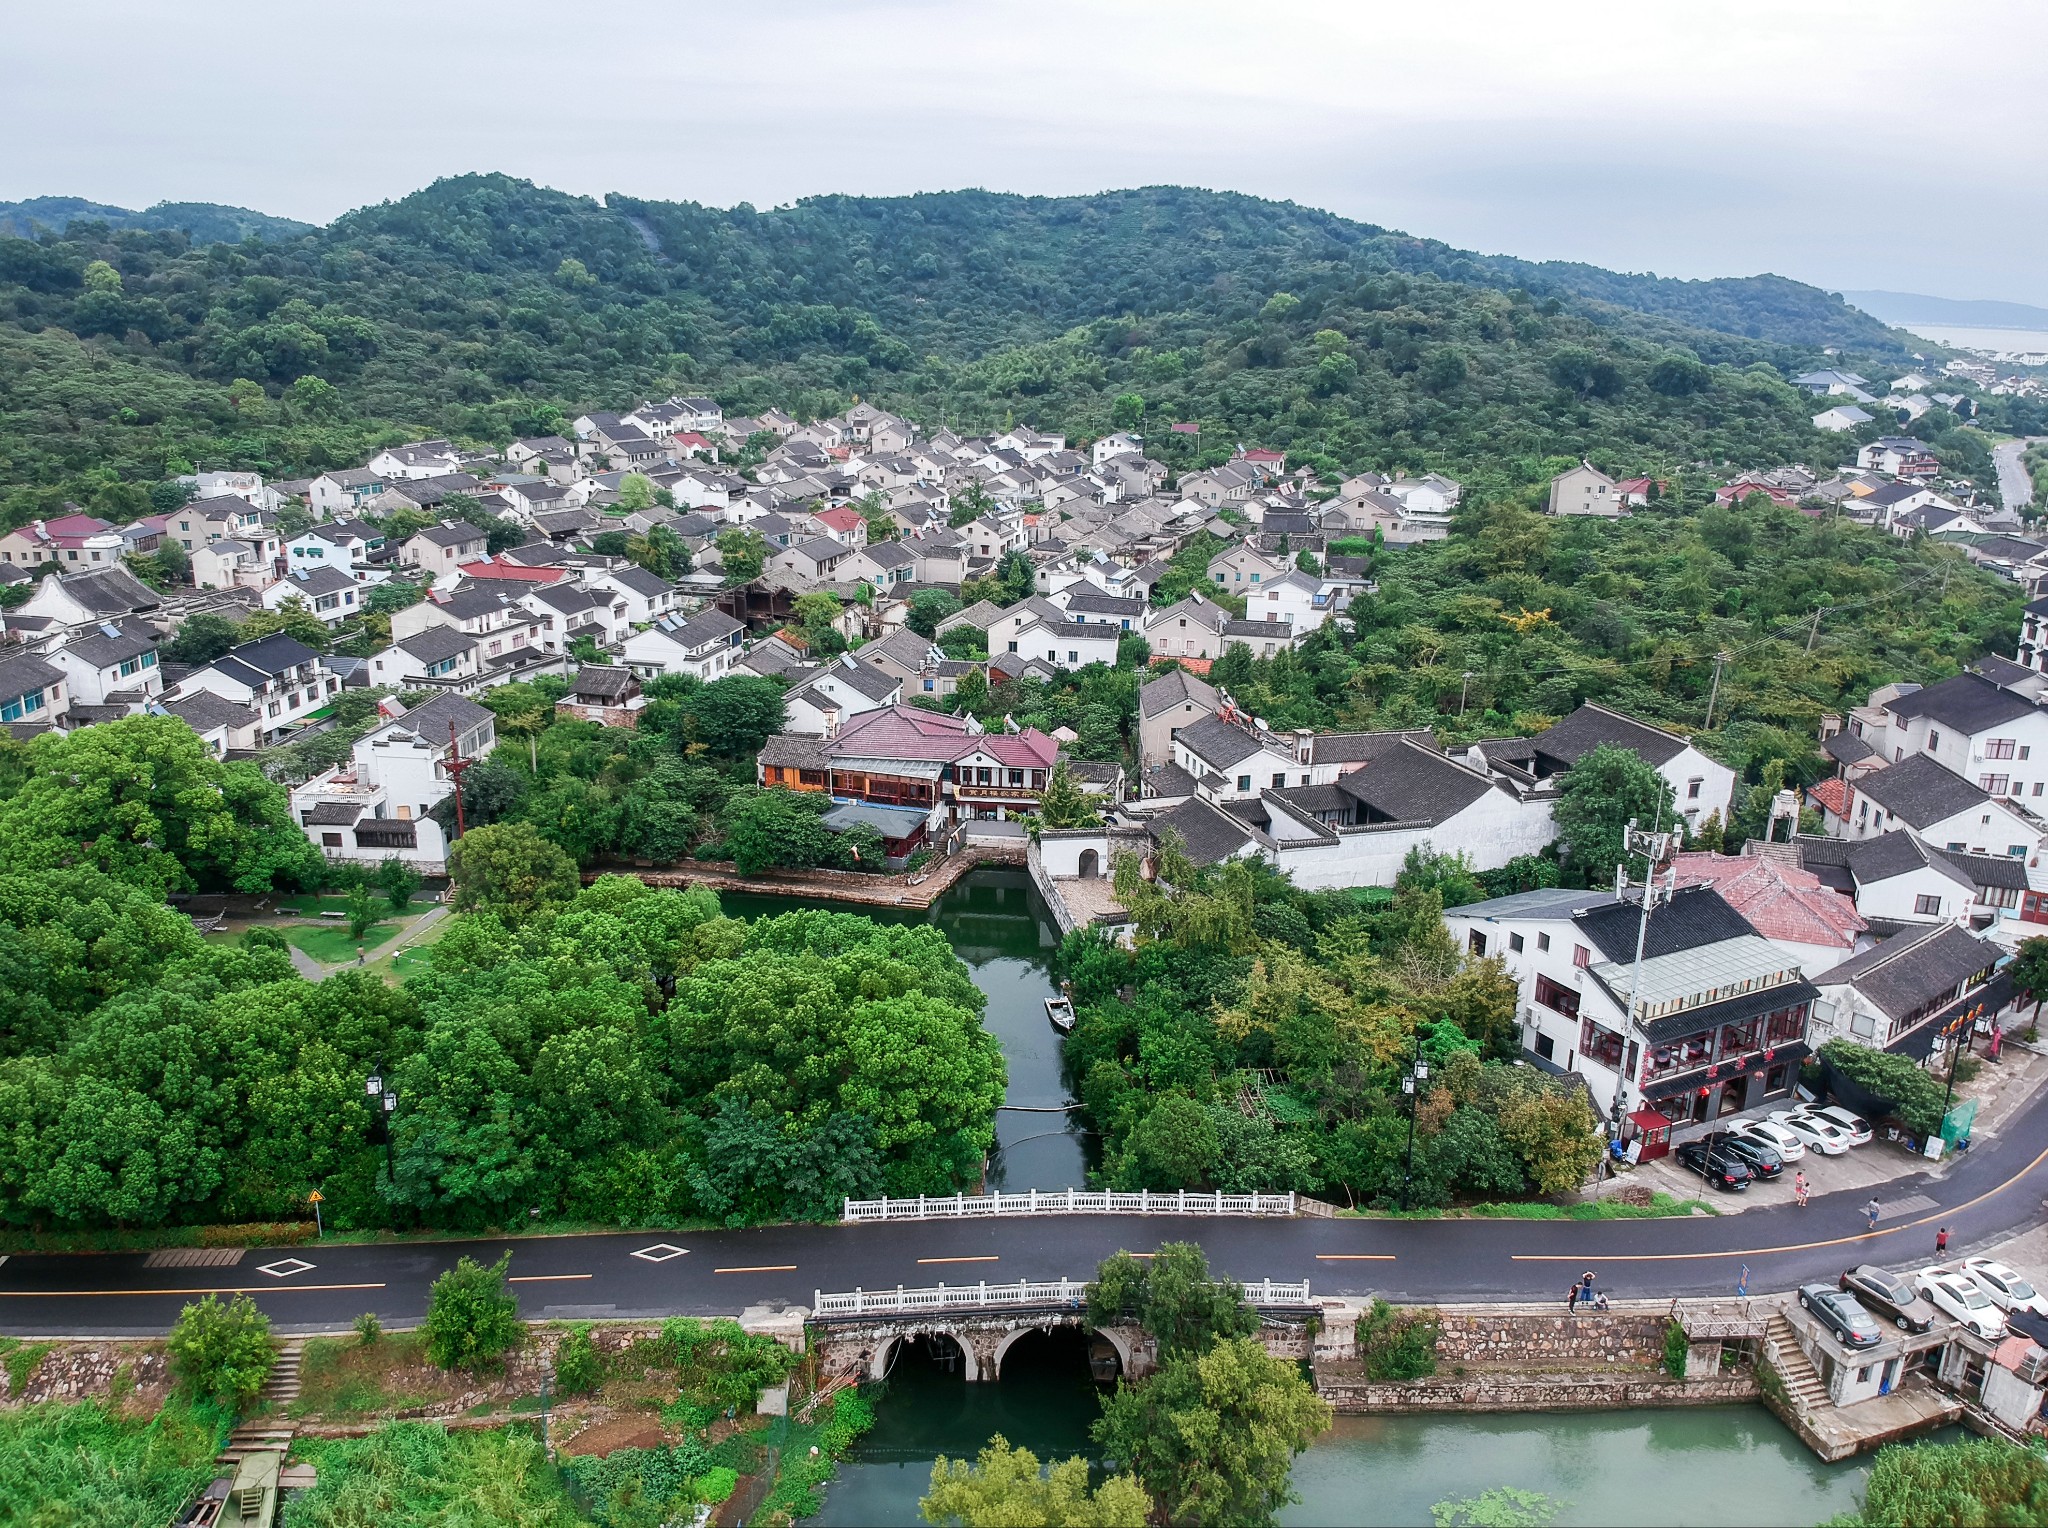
left=1707, top=1064, right=1719, bottom=1080
left=1734, top=1055, right=1747, bottom=1072
left=1698, top=1086, right=1711, bottom=1097
left=1764, top=1048, right=1776, bottom=1062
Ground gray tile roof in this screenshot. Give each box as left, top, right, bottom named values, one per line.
left=1532, top=702, right=1689, bottom=769
left=1175, top=715, right=1271, bottom=771
left=1335, top=742, right=1492, bottom=825
left=1854, top=752, right=1997, bottom=829
left=0, top=652, right=63, bottom=702
left=1884, top=672, right=2035, bottom=734
left=1573, top=884, right=1760, bottom=964
left=1149, top=796, right=1257, bottom=865
left=1140, top=667, right=1218, bottom=720
left=394, top=627, right=475, bottom=664
left=159, top=689, right=259, bottom=733
left=1811, top=923, right=2002, bottom=1019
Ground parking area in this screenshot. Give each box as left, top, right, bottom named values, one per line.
left=1629, top=1040, right=2048, bottom=1215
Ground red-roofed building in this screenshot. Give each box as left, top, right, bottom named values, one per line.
left=1715, top=483, right=1801, bottom=507
left=812, top=506, right=869, bottom=547
left=672, top=431, right=716, bottom=459
left=1612, top=477, right=1665, bottom=507
left=758, top=703, right=1062, bottom=826
left=1672, top=851, right=1870, bottom=975
left=1806, top=776, right=1853, bottom=833
left=0, top=512, right=117, bottom=568
left=1238, top=448, right=1285, bottom=464
left=456, top=559, right=570, bottom=585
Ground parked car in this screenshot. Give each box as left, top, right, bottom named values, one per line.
left=1798, top=1104, right=1873, bottom=1146
left=1674, top=1139, right=1754, bottom=1192
left=1700, top=1130, right=1785, bottom=1178
left=1769, top=1110, right=1852, bottom=1155
left=1915, top=1267, right=2008, bottom=1340
left=1730, top=1118, right=1807, bottom=1161
left=1838, top=1265, right=1937, bottom=1332
left=1799, top=1282, right=1883, bottom=1348
left=1960, top=1259, right=2048, bottom=1317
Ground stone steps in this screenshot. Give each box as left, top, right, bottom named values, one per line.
left=216, top=1343, right=304, bottom=1466
left=1763, top=1315, right=1829, bottom=1410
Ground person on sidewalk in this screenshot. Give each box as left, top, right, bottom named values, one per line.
left=1567, top=1281, right=1580, bottom=1313
left=1793, top=1171, right=1809, bottom=1208
left=1935, top=1225, right=1951, bottom=1257
left=1865, top=1197, right=1882, bottom=1231
left=1581, top=1271, right=1596, bottom=1303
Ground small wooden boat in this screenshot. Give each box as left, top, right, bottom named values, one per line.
left=1045, top=996, right=1076, bottom=1033
left=1089, top=1335, right=1121, bottom=1382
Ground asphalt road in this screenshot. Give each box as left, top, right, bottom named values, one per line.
left=5, top=1090, right=2045, bottom=1338
left=1995, top=437, right=2039, bottom=513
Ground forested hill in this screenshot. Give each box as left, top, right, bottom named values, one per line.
left=0, top=174, right=1945, bottom=517
left=0, top=195, right=313, bottom=246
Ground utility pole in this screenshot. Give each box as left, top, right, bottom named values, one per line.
left=446, top=721, right=474, bottom=836
left=1703, top=652, right=1730, bottom=731
left=1459, top=671, right=1475, bottom=717
left=1806, top=604, right=1824, bottom=654
left=1602, top=819, right=1678, bottom=1192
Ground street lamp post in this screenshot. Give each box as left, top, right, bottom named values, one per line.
left=1458, top=671, right=1475, bottom=717
left=1397, top=1034, right=1431, bottom=1211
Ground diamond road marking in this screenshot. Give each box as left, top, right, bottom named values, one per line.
left=631, top=1243, right=690, bottom=1263
left=257, top=1258, right=316, bottom=1278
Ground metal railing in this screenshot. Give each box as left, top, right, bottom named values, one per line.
left=813, top=1276, right=1312, bottom=1316
left=842, top=1189, right=1297, bottom=1222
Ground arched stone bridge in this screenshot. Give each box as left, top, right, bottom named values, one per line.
left=803, top=1278, right=1361, bottom=1383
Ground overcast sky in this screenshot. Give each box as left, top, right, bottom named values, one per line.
left=7, top=0, right=2045, bottom=304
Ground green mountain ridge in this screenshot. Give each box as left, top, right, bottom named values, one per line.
left=0, top=195, right=314, bottom=247
left=1, top=173, right=2023, bottom=525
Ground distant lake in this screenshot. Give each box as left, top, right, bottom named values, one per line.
left=1899, top=322, right=2048, bottom=357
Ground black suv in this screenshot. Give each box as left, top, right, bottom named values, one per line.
left=1700, top=1130, right=1785, bottom=1179
left=1675, top=1138, right=1753, bottom=1191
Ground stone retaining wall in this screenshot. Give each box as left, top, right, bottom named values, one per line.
left=1432, top=1307, right=1670, bottom=1371
left=1317, top=1370, right=1759, bottom=1413
left=0, top=1342, right=171, bottom=1408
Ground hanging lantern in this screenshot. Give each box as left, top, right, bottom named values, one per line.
left=1733, top=1055, right=1747, bottom=1072
left=1764, top=1048, right=1776, bottom=1062
left=1697, top=1086, right=1712, bottom=1097
left=1707, top=1064, right=1720, bottom=1080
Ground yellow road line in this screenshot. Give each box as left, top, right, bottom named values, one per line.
left=509, top=1274, right=592, bottom=1283
left=714, top=1265, right=797, bottom=1274
left=917, top=1255, right=999, bottom=1265
left=1512, top=1141, right=2048, bottom=1264
left=0, top=1282, right=386, bottom=1297
left=1315, top=1253, right=1396, bottom=1261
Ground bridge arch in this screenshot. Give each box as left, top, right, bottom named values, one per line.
left=990, top=1318, right=1130, bottom=1381
left=870, top=1329, right=979, bottom=1383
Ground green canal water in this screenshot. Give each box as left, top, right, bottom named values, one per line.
left=812, top=1337, right=1879, bottom=1527
left=719, top=870, right=1885, bottom=1526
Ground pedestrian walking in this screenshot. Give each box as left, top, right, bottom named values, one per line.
left=1793, top=1171, right=1809, bottom=1208
left=1567, top=1281, right=1580, bottom=1313
left=1580, top=1271, right=1596, bottom=1303
left=1935, top=1225, right=1950, bottom=1257
left=1865, top=1197, right=1882, bottom=1231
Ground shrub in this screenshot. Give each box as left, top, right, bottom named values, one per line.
left=423, top=1253, right=523, bottom=1372
left=1818, top=1040, right=1948, bottom=1136
left=1663, top=1321, right=1690, bottom=1376
left=353, top=1312, right=381, bottom=1347
left=167, top=1293, right=274, bottom=1410
left=555, top=1324, right=602, bottom=1395
left=1357, top=1298, right=1440, bottom=1381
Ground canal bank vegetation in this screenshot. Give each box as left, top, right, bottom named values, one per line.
left=1822, top=1432, right=2048, bottom=1527
left=0, top=869, right=1003, bottom=1238
left=0, top=1397, right=227, bottom=1527
left=1063, top=845, right=1604, bottom=1210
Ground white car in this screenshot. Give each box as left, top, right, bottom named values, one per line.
left=1916, top=1267, right=2008, bottom=1340
left=1798, top=1105, right=1873, bottom=1146
left=1731, top=1119, right=1807, bottom=1161
left=1961, top=1259, right=2048, bottom=1318
left=1769, top=1110, right=1851, bottom=1156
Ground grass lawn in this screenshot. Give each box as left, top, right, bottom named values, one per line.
left=293, top=1333, right=468, bottom=1421
left=275, top=890, right=431, bottom=916
left=285, top=920, right=403, bottom=964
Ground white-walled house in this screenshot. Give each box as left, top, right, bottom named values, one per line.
left=260, top=566, right=361, bottom=627
left=45, top=621, right=162, bottom=706
left=1547, top=462, right=1624, bottom=517
left=1445, top=884, right=1816, bottom=1127
left=621, top=608, right=745, bottom=681
left=1823, top=753, right=2039, bottom=858
left=1475, top=704, right=1737, bottom=832
left=169, top=634, right=337, bottom=744
left=590, top=565, right=681, bottom=626
left=1852, top=672, right=2048, bottom=800
left=1808, top=923, right=2003, bottom=1056
left=291, top=693, right=497, bottom=873
left=782, top=658, right=902, bottom=736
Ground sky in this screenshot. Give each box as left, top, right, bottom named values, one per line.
left=5, top=0, right=2046, bottom=305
